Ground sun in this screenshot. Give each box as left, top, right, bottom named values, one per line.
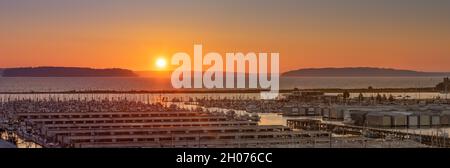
left=155, top=57, right=167, bottom=69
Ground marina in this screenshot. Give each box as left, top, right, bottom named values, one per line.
left=2, top=1, right=450, bottom=166
left=1, top=77, right=449, bottom=148
left=0, top=99, right=330, bottom=148
left=1, top=90, right=449, bottom=148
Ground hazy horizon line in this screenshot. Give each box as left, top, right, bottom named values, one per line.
left=2, top=66, right=450, bottom=74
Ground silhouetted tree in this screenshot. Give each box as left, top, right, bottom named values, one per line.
left=358, top=93, right=364, bottom=102
left=343, top=90, right=350, bottom=100
left=376, top=94, right=382, bottom=102
left=388, top=94, right=395, bottom=102
left=435, top=77, right=449, bottom=92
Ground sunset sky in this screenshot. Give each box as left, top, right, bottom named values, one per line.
left=1, top=0, right=450, bottom=72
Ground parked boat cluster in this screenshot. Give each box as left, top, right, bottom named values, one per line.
left=0, top=99, right=181, bottom=113
left=197, top=99, right=286, bottom=113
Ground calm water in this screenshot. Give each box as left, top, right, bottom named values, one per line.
left=0, top=76, right=447, bottom=100
left=0, top=76, right=444, bottom=92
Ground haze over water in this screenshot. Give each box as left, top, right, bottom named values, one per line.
left=0, top=76, right=443, bottom=92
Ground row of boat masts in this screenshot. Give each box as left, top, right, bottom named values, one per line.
left=0, top=93, right=262, bottom=104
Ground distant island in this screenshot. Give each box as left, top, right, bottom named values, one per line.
left=282, top=67, right=450, bottom=77
left=2, top=67, right=137, bottom=77
left=3, top=66, right=450, bottom=78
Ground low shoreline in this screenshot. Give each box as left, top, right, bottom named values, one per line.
left=0, top=87, right=441, bottom=94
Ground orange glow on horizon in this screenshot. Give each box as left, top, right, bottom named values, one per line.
left=2, top=1, right=450, bottom=72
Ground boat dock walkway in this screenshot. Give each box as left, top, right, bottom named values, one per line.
left=287, top=119, right=450, bottom=147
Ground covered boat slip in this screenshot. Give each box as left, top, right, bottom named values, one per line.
left=72, top=135, right=331, bottom=148
left=44, top=125, right=291, bottom=137
left=39, top=121, right=258, bottom=131
left=12, top=109, right=316, bottom=147
left=61, top=130, right=328, bottom=146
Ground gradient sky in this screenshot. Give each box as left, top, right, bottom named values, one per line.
left=1, top=0, right=450, bottom=72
